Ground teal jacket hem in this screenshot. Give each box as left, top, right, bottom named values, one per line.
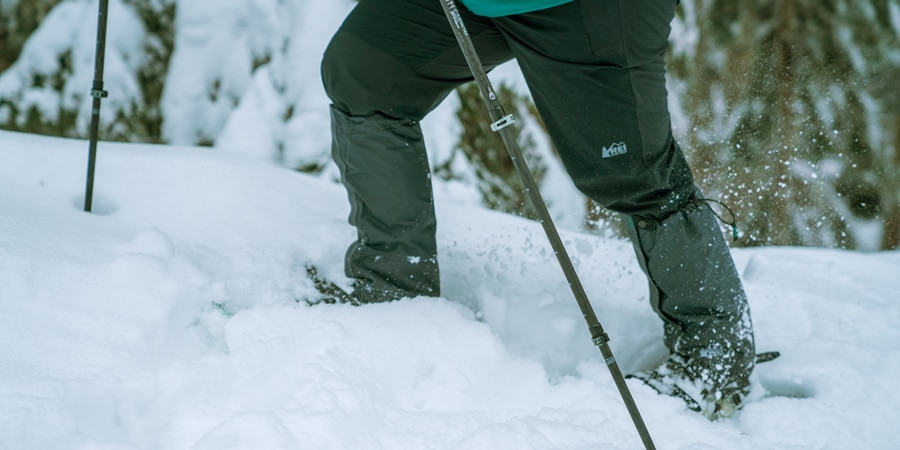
left=459, top=0, right=574, bottom=17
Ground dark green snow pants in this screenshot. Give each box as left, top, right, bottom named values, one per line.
left=321, top=0, right=754, bottom=381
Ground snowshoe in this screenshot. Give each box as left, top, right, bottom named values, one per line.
left=628, top=367, right=703, bottom=413
left=628, top=351, right=781, bottom=420
left=304, top=264, right=360, bottom=306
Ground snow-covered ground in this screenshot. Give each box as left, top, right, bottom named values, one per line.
left=1, top=130, right=899, bottom=449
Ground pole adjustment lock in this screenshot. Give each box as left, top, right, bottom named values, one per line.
left=490, top=114, right=515, bottom=132
left=592, top=332, right=610, bottom=347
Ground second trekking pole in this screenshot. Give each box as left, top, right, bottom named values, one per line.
left=84, top=0, right=110, bottom=213
left=437, top=1, right=656, bottom=448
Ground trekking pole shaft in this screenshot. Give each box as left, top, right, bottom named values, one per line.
left=438, top=1, right=655, bottom=448
left=84, top=0, right=110, bottom=213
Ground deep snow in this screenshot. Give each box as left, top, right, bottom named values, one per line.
left=1, top=130, right=899, bottom=449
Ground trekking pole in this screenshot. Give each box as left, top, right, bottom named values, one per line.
left=437, top=2, right=656, bottom=448
left=83, top=0, right=110, bottom=212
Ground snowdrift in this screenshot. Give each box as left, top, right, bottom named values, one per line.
left=1, top=130, right=899, bottom=449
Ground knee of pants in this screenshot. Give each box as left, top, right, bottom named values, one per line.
left=320, top=32, right=368, bottom=116
left=321, top=31, right=453, bottom=120
left=565, top=144, right=697, bottom=220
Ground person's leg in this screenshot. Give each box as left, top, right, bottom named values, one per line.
left=624, top=199, right=755, bottom=398
left=493, top=0, right=755, bottom=404
left=321, top=0, right=513, bottom=302
left=495, top=0, right=693, bottom=218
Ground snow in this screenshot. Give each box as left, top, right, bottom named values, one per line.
left=162, top=0, right=358, bottom=164
left=1, top=129, right=899, bottom=449
left=2, top=0, right=900, bottom=447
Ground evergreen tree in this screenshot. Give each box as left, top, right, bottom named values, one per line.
left=0, top=0, right=174, bottom=142
left=0, top=0, right=61, bottom=73
left=669, top=0, right=900, bottom=249
left=441, top=82, right=545, bottom=220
